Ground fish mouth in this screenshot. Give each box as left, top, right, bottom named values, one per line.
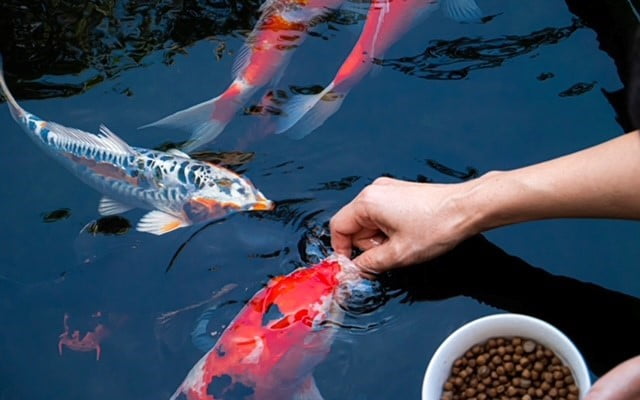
left=250, top=194, right=274, bottom=211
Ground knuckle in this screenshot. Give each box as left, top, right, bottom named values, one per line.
left=358, top=185, right=379, bottom=203
left=372, top=176, right=394, bottom=186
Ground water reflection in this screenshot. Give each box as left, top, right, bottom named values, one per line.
left=375, top=18, right=584, bottom=80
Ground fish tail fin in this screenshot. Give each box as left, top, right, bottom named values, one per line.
left=0, top=55, right=26, bottom=122
left=275, top=82, right=346, bottom=139
left=442, top=0, right=483, bottom=23
left=139, top=95, right=228, bottom=152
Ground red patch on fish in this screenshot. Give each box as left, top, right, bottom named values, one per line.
left=171, top=256, right=358, bottom=400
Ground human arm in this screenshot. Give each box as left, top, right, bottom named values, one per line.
left=330, top=130, right=640, bottom=273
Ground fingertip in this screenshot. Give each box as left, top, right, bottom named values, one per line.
left=330, top=234, right=352, bottom=258
left=352, top=252, right=383, bottom=276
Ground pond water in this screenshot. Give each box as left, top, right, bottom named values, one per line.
left=0, top=0, right=639, bottom=399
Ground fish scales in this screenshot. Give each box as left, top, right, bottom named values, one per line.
left=0, top=56, right=273, bottom=235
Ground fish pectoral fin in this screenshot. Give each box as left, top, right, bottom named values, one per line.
left=166, top=148, right=192, bottom=159
left=292, top=376, right=324, bottom=400
left=98, top=197, right=135, bottom=216
left=442, top=0, right=483, bottom=23
left=136, top=211, right=189, bottom=235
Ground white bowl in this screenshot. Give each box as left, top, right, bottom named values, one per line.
left=422, top=313, right=591, bottom=400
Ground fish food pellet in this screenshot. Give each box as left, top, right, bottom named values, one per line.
left=440, top=337, right=580, bottom=400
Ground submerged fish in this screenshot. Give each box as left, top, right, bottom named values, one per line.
left=170, top=255, right=363, bottom=400
left=276, top=0, right=483, bottom=138
left=0, top=59, right=273, bottom=235
left=58, top=312, right=109, bottom=361
left=141, top=0, right=346, bottom=151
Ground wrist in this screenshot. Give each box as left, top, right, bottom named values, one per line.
left=455, top=170, right=527, bottom=235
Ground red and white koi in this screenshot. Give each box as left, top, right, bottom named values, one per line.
left=170, top=255, right=363, bottom=400
left=140, top=0, right=346, bottom=151
left=0, top=59, right=273, bottom=235
left=275, top=0, right=483, bottom=138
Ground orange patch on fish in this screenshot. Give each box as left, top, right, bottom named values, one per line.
left=69, top=155, right=138, bottom=185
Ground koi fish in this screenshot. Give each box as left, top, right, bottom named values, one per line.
left=275, top=0, right=483, bottom=138
left=141, top=0, right=347, bottom=151
left=0, top=59, right=273, bottom=235
left=170, top=255, right=363, bottom=400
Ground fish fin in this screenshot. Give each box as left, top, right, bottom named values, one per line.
left=97, top=124, right=136, bottom=154
left=277, top=83, right=346, bottom=139
left=166, top=148, right=191, bottom=159
left=0, top=55, right=27, bottom=122
left=231, top=43, right=253, bottom=79
left=98, top=197, right=134, bottom=216
left=168, top=387, right=184, bottom=400
left=40, top=122, right=136, bottom=156
left=292, top=376, right=324, bottom=400
left=275, top=82, right=334, bottom=135
left=258, top=0, right=279, bottom=13
left=136, top=211, right=188, bottom=235
left=190, top=306, right=219, bottom=352
left=441, top=0, right=483, bottom=23
left=338, top=1, right=370, bottom=18
left=138, top=96, right=227, bottom=151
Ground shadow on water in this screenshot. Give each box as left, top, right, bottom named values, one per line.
left=374, top=18, right=584, bottom=81
left=381, top=235, right=640, bottom=377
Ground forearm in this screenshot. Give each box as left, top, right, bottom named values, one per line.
left=460, top=130, right=640, bottom=233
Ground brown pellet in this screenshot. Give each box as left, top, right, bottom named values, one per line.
left=522, top=340, right=536, bottom=353
left=440, top=336, right=580, bottom=400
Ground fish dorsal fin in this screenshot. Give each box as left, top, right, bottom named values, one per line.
left=442, top=0, right=483, bottom=23
left=292, top=377, right=324, bottom=400
left=98, top=124, right=136, bottom=153
left=166, top=148, right=191, bottom=159
left=46, top=122, right=135, bottom=156
left=231, top=43, right=253, bottom=79
left=98, top=196, right=134, bottom=216
left=258, top=0, right=279, bottom=14
left=136, top=211, right=188, bottom=235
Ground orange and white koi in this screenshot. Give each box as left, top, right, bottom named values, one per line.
left=170, top=255, right=363, bottom=400
left=141, top=0, right=346, bottom=151
left=276, top=0, right=483, bottom=138
left=0, top=58, right=272, bottom=235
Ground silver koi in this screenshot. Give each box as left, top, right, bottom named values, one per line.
left=0, top=57, right=273, bottom=235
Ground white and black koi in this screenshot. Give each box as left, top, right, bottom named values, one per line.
left=0, top=57, right=273, bottom=235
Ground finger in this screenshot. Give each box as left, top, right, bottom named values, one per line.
left=586, top=355, right=640, bottom=400
left=352, top=242, right=398, bottom=274
left=372, top=176, right=428, bottom=187
left=330, top=202, right=365, bottom=257
left=352, top=231, right=387, bottom=251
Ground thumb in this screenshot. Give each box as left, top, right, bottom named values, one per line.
left=353, top=241, right=398, bottom=274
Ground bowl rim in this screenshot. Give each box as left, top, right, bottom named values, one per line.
left=421, top=313, right=591, bottom=400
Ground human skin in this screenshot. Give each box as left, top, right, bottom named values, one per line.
left=329, top=130, right=640, bottom=400
left=330, top=130, right=640, bottom=273
left=585, top=356, right=640, bottom=400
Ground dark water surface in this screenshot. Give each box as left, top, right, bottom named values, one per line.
left=0, top=0, right=639, bottom=399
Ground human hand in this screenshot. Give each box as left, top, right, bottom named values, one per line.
left=585, top=355, right=640, bottom=400
left=330, top=177, right=479, bottom=274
